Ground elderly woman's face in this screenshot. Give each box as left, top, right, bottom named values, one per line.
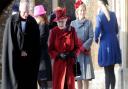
left=77, top=6, right=86, bottom=20
left=57, top=18, right=67, bottom=29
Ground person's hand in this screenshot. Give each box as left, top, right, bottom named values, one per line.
left=21, top=51, right=27, bottom=57
left=95, top=39, right=99, bottom=43
left=80, top=46, right=88, bottom=52
left=57, top=53, right=67, bottom=60
left=80, top=47, right=90, bottom=55
left=83, top=50, right=90, bottom=55
left=67, top=52, right=75, bottom=58
left=119, top=63, right=122, bottom=67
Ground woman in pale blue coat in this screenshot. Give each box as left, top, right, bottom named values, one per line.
left=95, top=0, right=121, bottom=89
left=71, top=1, right=94, bottom=89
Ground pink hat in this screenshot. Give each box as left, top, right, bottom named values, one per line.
left=34, top=5, right=46, bottom=17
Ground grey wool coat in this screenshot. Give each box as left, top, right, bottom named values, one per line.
left=71, top=19, right=95, bottom=80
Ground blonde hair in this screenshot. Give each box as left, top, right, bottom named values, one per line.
left=75, top=3, right=86, bottom=19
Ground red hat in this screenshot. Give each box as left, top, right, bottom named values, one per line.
left=53, top=7, right=67, bottom=21
left=74, top=0, right=83, bottom=9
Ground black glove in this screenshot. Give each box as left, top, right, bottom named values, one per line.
left=57, top=53, right=67, bottom=60
left=95, top=39, right=99, bottom=43
left=67, top=52, right=75, bottom=58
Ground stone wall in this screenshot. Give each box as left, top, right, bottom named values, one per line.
left=85, top=0, right=99, bottom=70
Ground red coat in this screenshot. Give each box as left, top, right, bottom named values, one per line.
left=48, top=26, right=80, bottom=89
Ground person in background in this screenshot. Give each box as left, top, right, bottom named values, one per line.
left=12, top=3, right=19, bottom=15
left=1, top=0, right=40, bottom=89
left=95, top=0, right=122, bottom=89
left=71, top=0, right=95, bottom=89
left=48, top=11, right=57, bottom=30
left=48, top=7, right=80, bottom=89
left=34, top=5, right=52, bottom=89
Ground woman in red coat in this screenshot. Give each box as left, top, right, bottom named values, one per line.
left=48, top=7, right=80, bottom=89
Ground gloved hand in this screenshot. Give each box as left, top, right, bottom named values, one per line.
left=57, top=53, right=67, bottom=60
left=67, top=52, right=75, bottom=58
left=95, top=39, right=99, bottom=43
left=83, top=50, right=90, bottom=55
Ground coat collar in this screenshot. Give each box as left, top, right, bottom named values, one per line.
left=11, top=13, right=30, bottom=22
left=11, top=13, right=20, bottom=22
left=75, top=19, right=88, bottom=28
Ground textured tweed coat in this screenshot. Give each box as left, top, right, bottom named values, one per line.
left=71, top=19, right=95, bottom=80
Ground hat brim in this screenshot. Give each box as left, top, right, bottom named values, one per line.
left=53, top=16, right=68, bottom=22
left=34, top=11, right=46, bottom=17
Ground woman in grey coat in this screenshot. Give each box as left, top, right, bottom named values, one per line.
left=71, top=1, right=95, bottom=89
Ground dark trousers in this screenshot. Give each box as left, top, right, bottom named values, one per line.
left=104, top=65, right=115, bottom=89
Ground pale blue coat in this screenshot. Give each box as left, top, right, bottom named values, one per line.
left=71, top=19, right=95, bottom=80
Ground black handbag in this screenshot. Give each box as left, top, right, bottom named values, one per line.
left=74, top=61, right=81, bottom=76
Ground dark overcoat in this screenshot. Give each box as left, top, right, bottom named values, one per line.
left=38, top=24, right=52, bottom=81
left=1, top=13, right=40, bottom=89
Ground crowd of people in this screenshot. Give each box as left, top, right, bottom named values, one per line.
left=1, top=0, right=121, bottom=89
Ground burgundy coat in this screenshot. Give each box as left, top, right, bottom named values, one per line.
left=48, top=26, right=80, bottom=89
left=48, top=26, right=80, bottom=59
